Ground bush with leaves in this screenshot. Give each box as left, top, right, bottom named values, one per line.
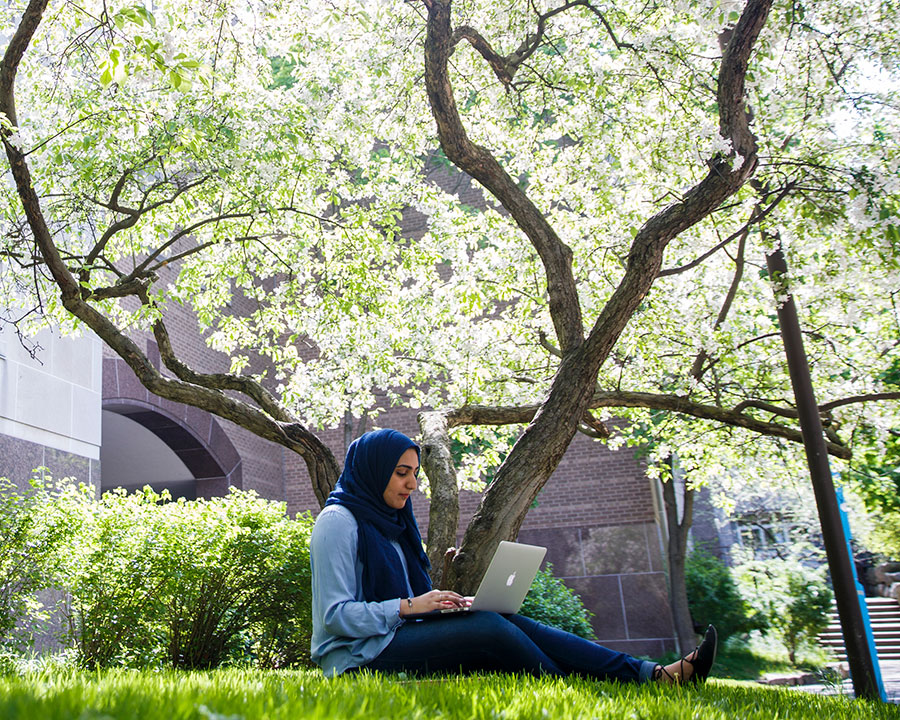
left=154, top=492, right=314, bottom=669
left=56, top=484, right=169, bottom=668
left=0, top=475, right=76, bottom=652
left=868, top=511, right=900, bottom=561
left=518, top=564, right=595, bottom=640
left=736, top=558, right=833, bottom=664
left=685, top=549, right=764, bottom=643
left=55, top=485, right=314, bottom=669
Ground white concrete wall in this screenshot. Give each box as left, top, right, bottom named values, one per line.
left=0, top=326, right=103, bottom=460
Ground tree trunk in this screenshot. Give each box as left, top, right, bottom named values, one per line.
left=424, top=0, right=771, bottom=593
left=443, top=343, right=604, bottom=593
left=663, top=472, right=697, bottom=653
left=417, top=410, right=460, bottom=588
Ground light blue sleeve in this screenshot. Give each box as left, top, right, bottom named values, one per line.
left=309, top=505, right=405, bottom=675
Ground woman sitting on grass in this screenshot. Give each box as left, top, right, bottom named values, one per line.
left=310, top=428, right=717, bottom=683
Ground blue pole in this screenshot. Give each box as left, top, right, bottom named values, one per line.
left=835, top=485, right=887, bottom=702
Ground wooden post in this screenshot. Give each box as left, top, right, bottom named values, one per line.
left=766, top=245, right=881, bottom=701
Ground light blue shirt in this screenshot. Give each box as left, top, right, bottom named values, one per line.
left=309, top=504, right=413, bottom=676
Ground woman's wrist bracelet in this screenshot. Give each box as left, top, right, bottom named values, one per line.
left=407, top=597, right=413, bottom=609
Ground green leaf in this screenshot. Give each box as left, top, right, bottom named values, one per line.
left=143, top=8, right=157, bottom=27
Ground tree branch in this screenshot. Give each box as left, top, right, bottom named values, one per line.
left=442, top=388, right=852, bottom=460
left=1, top=4, right=340, bottom=506
left=125, top=210, right=254, bottom=281
left=732, top=398, right=798, bottom=418
left=0, top=0, right=47, bottom=129
left=450, top=26, right=513, bottom=84
left=688, top=222, right=748, bottom=380
left=820, top=392, right=900, bottom=412
left=450, top=1, right=584, bottom=85
left=133, top=285, right=304, bottom=434
left=425, top=0, right=583, bottom=353
left=80, top=171, right=212, bottom=290
left=89, top=276, right=154, bottom=301
left=659, top=182, right=795, bottom=278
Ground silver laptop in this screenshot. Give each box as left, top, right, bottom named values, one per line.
left=407, top=541, right=546, bottom=619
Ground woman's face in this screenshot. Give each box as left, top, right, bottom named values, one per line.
left=382, top=447, right=419, bottom=509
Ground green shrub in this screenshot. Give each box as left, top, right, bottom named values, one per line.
left=0, top=475, right=75, bottom=652
left=153, top=492, right=314, bottom=669
left=518, top=564, right=595, bottom=639
left=685, top=549, right=763, bottom=643
left=736, top=558, right=833, bottom=664
left=57, top=485, right=169, bottom=668
left=867, top=509, right=900, bottom=560
left=55, top=485, right=314, bottom=669
left=776, top=571, right=833, bottom=665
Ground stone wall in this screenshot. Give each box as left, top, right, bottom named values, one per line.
left=0, top=432, right=100, bottom=492
left=870, top=562, right=900, bottom=602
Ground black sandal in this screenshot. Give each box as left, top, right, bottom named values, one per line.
left=653, top=625, right=717, bottom=685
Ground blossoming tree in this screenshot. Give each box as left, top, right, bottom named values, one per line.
left=2, top=0, right=898, bottom=651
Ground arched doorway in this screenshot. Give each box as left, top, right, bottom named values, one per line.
left=101, top=356, right=242, bottom=499
left=101, top=406, right=216, bottom=499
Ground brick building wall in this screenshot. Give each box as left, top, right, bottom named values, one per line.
left=99, top=268, right=286, bottom=502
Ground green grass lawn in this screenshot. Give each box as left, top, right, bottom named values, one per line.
left=1, top=667, right=897, bottom=720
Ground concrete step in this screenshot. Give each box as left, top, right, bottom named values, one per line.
left=821, top=634, right=900, bottom=644
left=821, top=627, right=900, bottom=638
left=825, top=614, right=900, bottom=622
left=828, top=605, right=900, bottom=615
left=824, top=616, right=900, bottom=627
left=864, top=604, right=900, bottom=613
left=834, top=650, right=900, bottom=662
left=828, top=608, right=900, bottom=619
left=820, top=635, right=900, bottom=647
left=823, top=637, right=899, bottom=648
left=822, top=625, right=900, bottom=637
left=822, top=642, right=900, bottom=653
left=818, top=598, right=900, bottom=660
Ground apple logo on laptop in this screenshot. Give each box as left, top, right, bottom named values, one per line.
left=506, top=572, right=516, bottom=587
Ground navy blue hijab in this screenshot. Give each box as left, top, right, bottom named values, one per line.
left=325, top=429, right=432, bottom=602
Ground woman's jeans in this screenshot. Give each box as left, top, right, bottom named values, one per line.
left=362, top=612, right=657, bottom=683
